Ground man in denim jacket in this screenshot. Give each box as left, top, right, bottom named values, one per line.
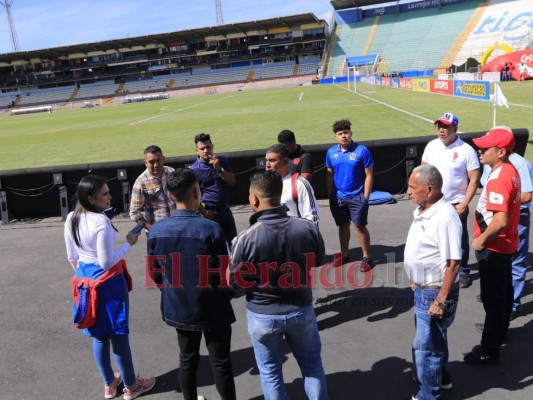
left=148, top=168, right=236, bottom=400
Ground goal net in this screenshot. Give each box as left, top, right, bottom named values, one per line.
left=347, top=66, right=377, bottom=94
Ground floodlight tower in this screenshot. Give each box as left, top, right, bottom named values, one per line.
left=215, top=0, right=224, bottom=25
left=0, top=0, right=20, bottom=52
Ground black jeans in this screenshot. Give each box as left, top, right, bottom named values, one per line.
left=476, top=249, right=513, bottom=355
left=176, top=326, right=236, bottom=400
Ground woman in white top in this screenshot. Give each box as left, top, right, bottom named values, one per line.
left=64, top=175, right=155, bottom=400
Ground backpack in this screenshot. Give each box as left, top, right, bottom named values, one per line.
left=71, top=260, right=129, bottom=329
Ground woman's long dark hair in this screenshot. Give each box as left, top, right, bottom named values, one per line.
left=70, top=175, right=114, bottom=248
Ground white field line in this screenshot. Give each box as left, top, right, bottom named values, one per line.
left=128, top=95, right=236, bottom=126
left=508, top=102, right=533, bottom=109
left=299, top=92, right=304, bottom=101
left=334, top=84, right=434, bottom=124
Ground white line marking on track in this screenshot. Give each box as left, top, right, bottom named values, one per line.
left=128, top=95, right=236, bottom=126
left=299, top=92, right=304, bottom=101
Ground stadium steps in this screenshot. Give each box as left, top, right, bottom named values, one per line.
left=115, top=83, right=126, bottom=97
left=292, top=64, right=299, bottom=76
left=361, top=16, right=380, bottom=55
left=366, top=1, right=479, bottom=72
left=440, top=0, right=489, bottom=69
left=245, top=70, right=255, bottom=83
left=451, top=0, right=530, bottom=67
left=166, top=79, right=175, bottom=91
left=68, top=88, right=79, bottom=102
left=328, top=19, right=375, bottom=78
left=324, top=24, right=341, bottom=77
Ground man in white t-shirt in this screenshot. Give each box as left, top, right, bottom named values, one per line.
left=422, top=113, right=480, bottom=289
left=518, top=63, right=529, bottom=82
left=265, top=144, right=320, bottom=225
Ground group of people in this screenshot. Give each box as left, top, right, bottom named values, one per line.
left=405, top=117, right=532, bottom=400
left=63, top=116, right=532, bottom=400
left=501, top=62, right=530, bottom=82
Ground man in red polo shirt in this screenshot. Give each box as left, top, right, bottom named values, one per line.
left=464, top=126, right=521, bottom=364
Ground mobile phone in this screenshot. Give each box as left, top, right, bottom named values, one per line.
left=130, top=222, right=145, bottom=235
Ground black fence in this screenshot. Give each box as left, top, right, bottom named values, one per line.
left=0, top=129, right=528, bottom=221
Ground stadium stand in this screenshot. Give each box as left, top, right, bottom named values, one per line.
left=15, top=86, right=74, bottom=107
left=0, top=13, right=326, bottom=109
left=76, top=82, right=120, bottom=100
left=326, top=1, right=481, bottom=77
left=3, top=1, right=530, bottom=107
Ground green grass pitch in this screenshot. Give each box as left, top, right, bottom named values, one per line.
left=0, top=81, right=531, bottom=172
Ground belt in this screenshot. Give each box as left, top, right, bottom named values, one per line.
left=412, top=283, right=440, bottom=290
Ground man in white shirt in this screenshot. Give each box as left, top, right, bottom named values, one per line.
left=422, top=113, right=480, bottom=289
left=404, top=165, right=462, bottom=400
left=265, top=144, right=320, bottom=225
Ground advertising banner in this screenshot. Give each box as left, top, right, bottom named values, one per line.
left=453, top=80, right=490, bottom=100
left=430, top=80, right=453, bottom=95
left=412, top=79, right=430, bottom=92
left=390, top=77, right=400, bottom=88
left=381, top=77, right=390, bottom=86
left=399, top=79, right=413, bottom=90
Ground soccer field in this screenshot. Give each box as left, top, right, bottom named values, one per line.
left=0, top=81, right=531, bottom=171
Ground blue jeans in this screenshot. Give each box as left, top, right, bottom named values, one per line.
left=93, top=334, right=136, bottom=387
left=412, top=285, right=459, bottom=400
left=246, top=306, right=328, bottom=400
left=512, top=209, right=530, bottom=311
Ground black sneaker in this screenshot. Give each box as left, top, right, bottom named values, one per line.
left=459, top=275, right=472, bottom=288
left=463, top=345, right=499, bottom=365
left=361, top=257, right=373, bottom=272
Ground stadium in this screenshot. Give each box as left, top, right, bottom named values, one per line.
left=1, top=2, right=533, bottom=400
left=0, top=0, right=531, bottom=220
left=0, top=0, right=533, bottom=221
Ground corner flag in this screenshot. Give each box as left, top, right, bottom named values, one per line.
left=493, top=82, right=509, bottom=125
left=494, top=83, right=509, bottom=108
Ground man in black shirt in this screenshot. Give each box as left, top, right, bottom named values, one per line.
left=278, top=129, right=314, bottom=181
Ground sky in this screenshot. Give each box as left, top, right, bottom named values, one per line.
left=0, top=0, right=334, bottom=54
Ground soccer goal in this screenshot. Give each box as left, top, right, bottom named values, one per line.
left=347, top=66, right=376, bottom=94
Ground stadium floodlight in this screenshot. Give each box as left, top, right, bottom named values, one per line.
left=0, top=0, right=20, bottom=52
left=215, top=0, right=224, bottom=25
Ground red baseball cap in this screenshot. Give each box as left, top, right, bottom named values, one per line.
left=472, top=126, right=515, bottom=152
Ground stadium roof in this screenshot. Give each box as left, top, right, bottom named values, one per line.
left=0, top=13, right=324, bottom=65
left=330, top=0, right=390, bottom=10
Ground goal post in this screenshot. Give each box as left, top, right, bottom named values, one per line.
left=347, top=66, right=376, bottom=94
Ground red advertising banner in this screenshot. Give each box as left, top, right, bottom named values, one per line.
left=430, top=80, right=453, bottom=95
left=381, top=77, right=390, bottom=86
left=399, top=78, right=413, bottom=90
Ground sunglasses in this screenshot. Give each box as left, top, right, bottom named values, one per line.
left=478, top=147, right=500, bottom=154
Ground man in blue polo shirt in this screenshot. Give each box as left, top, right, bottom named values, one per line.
left=189, top=132, right=237, bottom=247
left=326, top=119, right=374, bottom=269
